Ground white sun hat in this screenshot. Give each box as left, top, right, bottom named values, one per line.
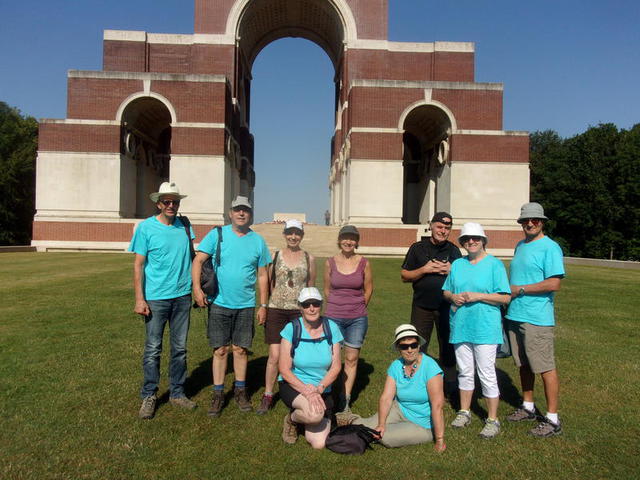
left=392, top=324, right=426, bottom=349
left=149, top=182, right=187, bottom=203
left=458, top=222, right=487, bottom=242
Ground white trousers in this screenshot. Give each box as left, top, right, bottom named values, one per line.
left=454, top=342, right=499, bottom=398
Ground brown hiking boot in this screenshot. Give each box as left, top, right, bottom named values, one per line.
left=282, top=413, right=298, bottom=444
left=234, top=387, right=252, bottom=412
left=170, top=396, right=197, bottom=410
left=208, top=390, right=224, bottom=417
left=256, top=394, right=274, bottom=415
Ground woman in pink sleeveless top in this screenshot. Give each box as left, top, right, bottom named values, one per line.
left=323, top=225, right=373, bottom=413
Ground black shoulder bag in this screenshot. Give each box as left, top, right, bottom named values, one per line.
left=200, top=226, right=222, bottom=297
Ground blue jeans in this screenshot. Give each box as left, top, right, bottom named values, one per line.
left=326, top=316, right=368, bottom=348
left=141, top=294, right=191, bottom=398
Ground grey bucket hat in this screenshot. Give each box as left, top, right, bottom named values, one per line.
left=518, top=202, right=548, bottom=222
left=338, top=225, right=360, bottom=238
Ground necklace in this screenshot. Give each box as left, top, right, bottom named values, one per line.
left=403, top=362, right=419, bottom=379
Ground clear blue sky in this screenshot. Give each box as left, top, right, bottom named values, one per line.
left=1, top=1, right=638, bottom=223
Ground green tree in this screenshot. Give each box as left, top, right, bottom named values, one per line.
left=530, top=123, right=640, bottom=260
left=0, top=102, right=38, bottom=245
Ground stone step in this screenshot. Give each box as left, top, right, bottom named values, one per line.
left=251, top=223, right=341, bottom=257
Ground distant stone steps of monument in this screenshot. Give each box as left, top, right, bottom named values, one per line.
left=251, top=223, right=340, bottom=258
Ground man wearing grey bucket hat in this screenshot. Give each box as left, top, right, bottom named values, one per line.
left=505, top=202, right=565, bottom=437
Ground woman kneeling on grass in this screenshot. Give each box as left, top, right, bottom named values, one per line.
left=278, top=287, right=343, bottom=448
left=341, top=324, right=446, bottom=451
left=442, top=222, right=511, bottom=439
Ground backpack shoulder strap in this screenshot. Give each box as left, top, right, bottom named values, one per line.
left=180, top=215, right=195, bottom=260
left=214, top=226, right=222, bottom=266
left=322, top=317, right=333, bottom=347
left=290, top=317, right=302, bottom=358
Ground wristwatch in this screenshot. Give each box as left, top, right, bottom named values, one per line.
left=518, top=287, right=525, bottom=297
left=259, top=303, right=268, bottom=308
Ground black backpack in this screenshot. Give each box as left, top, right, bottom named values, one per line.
left=290, top=317, right=333, bottom=358
left=325, top=424, right=379, bottom=455
left=181, top=216, right=222, bottom=297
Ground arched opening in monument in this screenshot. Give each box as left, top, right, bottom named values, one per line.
left=119, top=98, right=172, bottom=218
left=231, top=0, right=347, bottom=223
left=402, top=105, right=452, bottom=225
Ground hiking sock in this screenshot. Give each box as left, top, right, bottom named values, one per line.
left=523, top=401, right=535, bottom=412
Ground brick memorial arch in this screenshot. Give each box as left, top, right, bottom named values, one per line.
left=34, top=0, right=529, bottom=254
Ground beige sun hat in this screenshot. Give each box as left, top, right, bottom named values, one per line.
left=149, top=182, right=187, bottom=203
left=392, top=324, right=426, bottom=349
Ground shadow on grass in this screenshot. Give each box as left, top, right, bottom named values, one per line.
left=447, top=367, right=521, bottom=418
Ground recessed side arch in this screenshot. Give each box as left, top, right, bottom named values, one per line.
left=115, top=92, right=177, bottom=124
left=398, top=99, right=458, bottom=133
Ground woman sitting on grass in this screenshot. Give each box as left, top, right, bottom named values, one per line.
left=278, top=287, right=343, bottom=448
left=340, top=324, right=446, bottom=451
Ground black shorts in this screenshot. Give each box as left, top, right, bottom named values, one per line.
left=278, top=381, right=334, bottom=418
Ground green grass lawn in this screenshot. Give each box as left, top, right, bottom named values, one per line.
left=1, top=253, right=639, bottom=479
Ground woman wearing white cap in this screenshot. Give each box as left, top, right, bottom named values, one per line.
left=343, top=324, right=446, bottom=450
left=442, top=223, right=511, bottom=439
left=278, top=287, right=343, bottom=448
left=257, top=219, right=316, bottom=415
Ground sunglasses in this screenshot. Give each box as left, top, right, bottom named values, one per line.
left=518, top=218, right=542, bottom=226
left=461, top=235, right=483, bottom=244
left=301, top=301, right=322, bottom=309
left=160, top=199, right=180, bottom=206
left=397, top=342, right=420, bottom=351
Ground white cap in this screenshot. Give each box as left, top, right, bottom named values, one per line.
left=149, top=182, right=187, bottom=202
left=284, top=219, right=304, bottom=231
left=458, top=222, right=487, bottom=242
left=297, top=287, right=323, bottom=303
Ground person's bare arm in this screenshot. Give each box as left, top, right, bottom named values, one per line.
left=375, top=375, right=397, bottom=438
left=401, top=260, right=449, bottom=282
left=133, top=254, right=150, bottom=316
left=307, top=253, right=317, bottom=287
left=510, top=276, right=562, bottom=297
left=427, top=373, right=446, bottom=453
left=462, top=292, right=511, bottom=306
left=363, top=259, right=373, bottom=306
left=323, top=258, right=332, bottom=300
left=256, top=265, right=269, bottom=325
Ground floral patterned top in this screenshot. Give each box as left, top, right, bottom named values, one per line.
left=268, top=250, right=310, bottom=310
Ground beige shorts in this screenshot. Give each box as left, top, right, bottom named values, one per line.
left=506, top=320, right=556, bottom=374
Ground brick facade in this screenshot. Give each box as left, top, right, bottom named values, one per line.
left=34, top=0, right=528, bottom=252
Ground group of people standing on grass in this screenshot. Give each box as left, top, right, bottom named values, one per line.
left=129, top=181, right=565, bottom=452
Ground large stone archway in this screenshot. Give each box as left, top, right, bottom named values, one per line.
left=34, top=0, right=530, bottom=255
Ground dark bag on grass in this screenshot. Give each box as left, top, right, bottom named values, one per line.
left=325, top=424, right=379, bottom=455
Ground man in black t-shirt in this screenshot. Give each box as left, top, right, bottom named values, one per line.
left=401, top=212, right=461, bottom=386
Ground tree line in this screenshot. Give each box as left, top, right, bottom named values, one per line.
left=530, top=124, right=639, bottom=261
left=0, top=102, right=37, bottom=245
left=1, top=101, right=638, bottom=259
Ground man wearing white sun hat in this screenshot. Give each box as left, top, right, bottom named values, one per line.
left=129, top=181, right=197, bottom=419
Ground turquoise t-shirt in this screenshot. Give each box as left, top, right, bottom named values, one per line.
left=197, top=224, right=271, bottom=309
left=442, top=254, right=510, bottom=344
left=128, top=216, right=195, bottom=301
left=506, top=236, right=565, bottom=326
left=387, top=353, right=443, bottom=429
left=279, top=317, right=344, bottom=391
